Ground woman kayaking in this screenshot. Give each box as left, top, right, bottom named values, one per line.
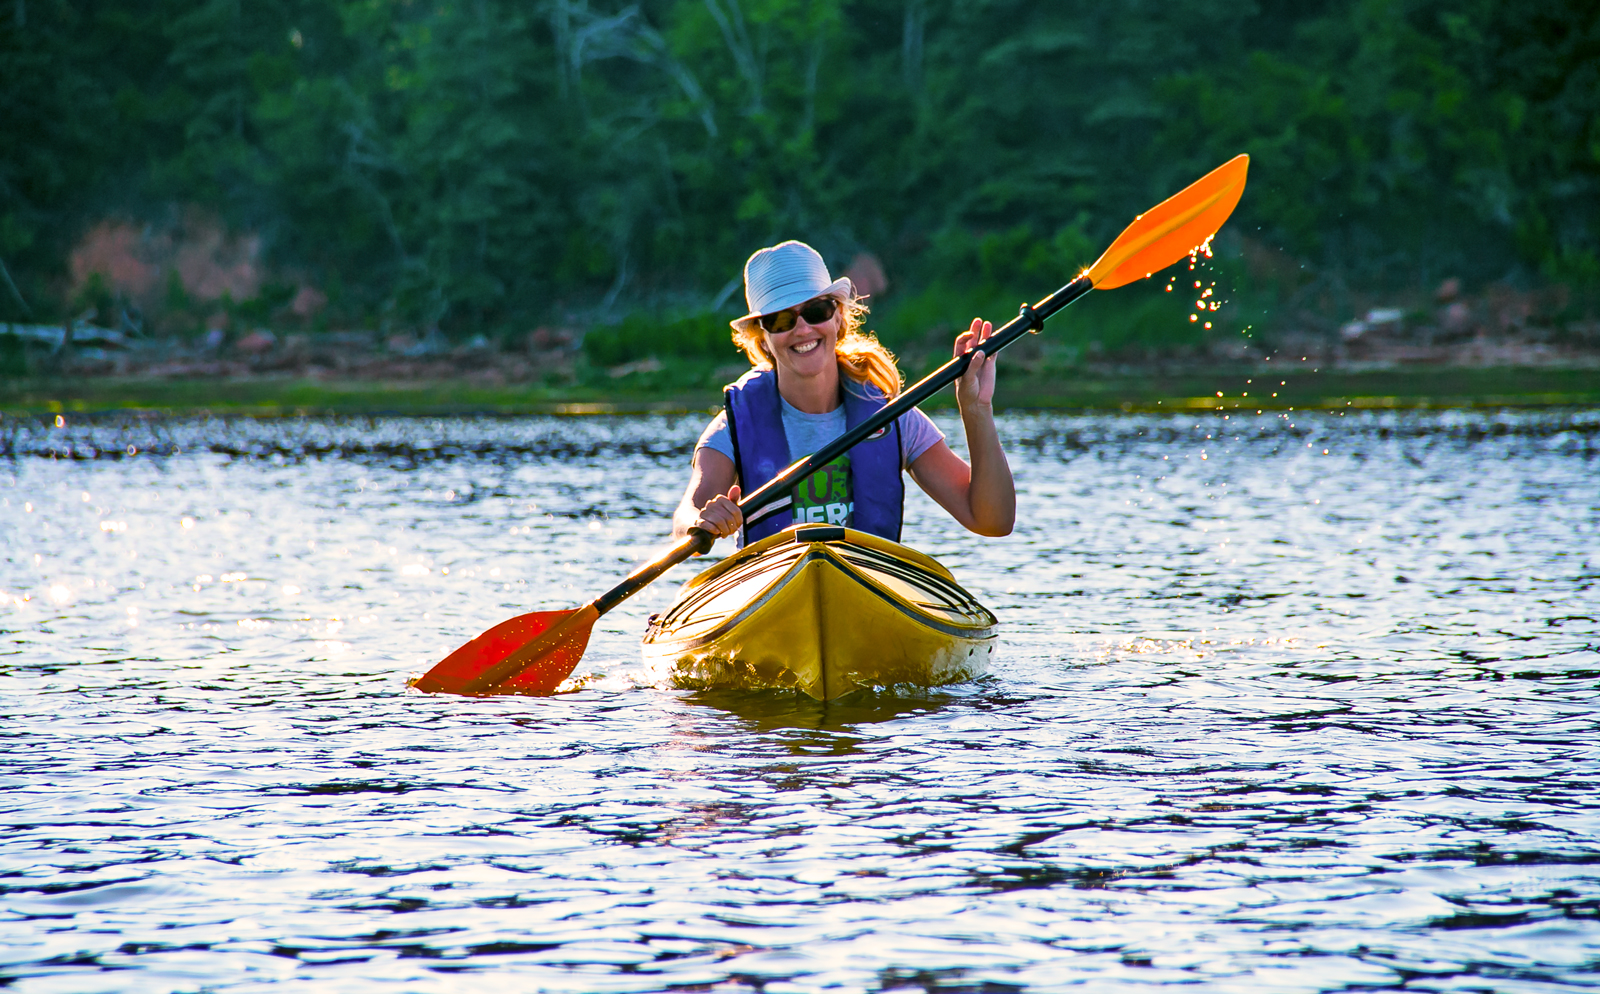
left=674, top=240, right=1015, bottom=546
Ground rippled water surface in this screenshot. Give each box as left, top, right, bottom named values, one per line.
left=3, top=408, right=1598, bottom=993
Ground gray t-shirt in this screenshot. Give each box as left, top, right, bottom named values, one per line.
left=695, top=382, right=944, bottom=470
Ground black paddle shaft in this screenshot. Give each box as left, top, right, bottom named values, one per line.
left=738, top=275, right=1093, bottom=519
left=588, top=274, right=1093, bottom=619
left=591, top=529, right=711, bottom=616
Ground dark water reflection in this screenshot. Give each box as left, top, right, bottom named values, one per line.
left=1, top=409, right=1597, bottom=992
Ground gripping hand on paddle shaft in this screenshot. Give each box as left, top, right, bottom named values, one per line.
left=954, top=319, right=998, bottom=409
left=904, top=318, right=1014, bottom=538
left=672, top=447, right=743, bottom=542
left=692, top=484, right=742, bottom=540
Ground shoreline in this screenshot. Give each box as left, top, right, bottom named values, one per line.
left=2, top=364, right=1596, bottom=418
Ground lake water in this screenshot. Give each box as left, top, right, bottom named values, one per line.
left=2, top=408, right=1597, bottom=993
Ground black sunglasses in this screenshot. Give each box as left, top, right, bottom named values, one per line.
left=758, top=296, right=838, bottom=334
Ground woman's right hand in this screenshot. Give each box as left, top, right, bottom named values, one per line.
left=692, top=484, right=743, bottom=539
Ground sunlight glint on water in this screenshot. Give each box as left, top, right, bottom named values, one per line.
left=1, top=409, right=1597, bottom=993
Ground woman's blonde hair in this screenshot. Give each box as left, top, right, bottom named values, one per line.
left=732, top=295, right=903, bottom=399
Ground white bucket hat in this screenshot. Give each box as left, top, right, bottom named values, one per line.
left=731, top=240, right=853, bottom=331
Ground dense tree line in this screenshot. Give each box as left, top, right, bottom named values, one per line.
left=1, top=0, right=1594, bottom=338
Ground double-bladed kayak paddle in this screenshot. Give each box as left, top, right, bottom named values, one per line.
left=411, top=154, right=1250, bottom=696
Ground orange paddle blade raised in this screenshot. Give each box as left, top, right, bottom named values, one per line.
left=1085, top=154, right=1249, bottom=291
left=410, top=605, right=599, bottom=696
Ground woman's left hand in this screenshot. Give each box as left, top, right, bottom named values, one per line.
left=908, top=316, right=1015, bottom=537
left=955, top=318, right=997, bottom=409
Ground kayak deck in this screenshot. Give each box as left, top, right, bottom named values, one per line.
left=642, top=525, right=997, bottom=699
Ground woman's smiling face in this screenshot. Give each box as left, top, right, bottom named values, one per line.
left=762, top=297, right=841, bottom=380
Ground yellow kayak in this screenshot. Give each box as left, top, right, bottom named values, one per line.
left=642, top=525, right=998, bottom=699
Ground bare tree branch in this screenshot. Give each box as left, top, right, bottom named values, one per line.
left=0, top=257, right=31, bottom=316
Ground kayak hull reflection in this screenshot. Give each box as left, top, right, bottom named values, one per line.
left=642, top=525, right=998, bottom=699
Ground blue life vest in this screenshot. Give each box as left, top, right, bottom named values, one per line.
left=723, top=368, right=904, bottom=546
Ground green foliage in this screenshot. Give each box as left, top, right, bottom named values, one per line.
left=921, top=217, right=1098, bottom=294
left=1156, top=0, right=1597, bottom=288
left=1069, top=279, right=1216, bottom=354
left=0, top=333, right=25, bottom=378
left=583, top=312, right=741, bottom=367
left=71, top=272, right=115, bottom=321
left=0, top=0, right=1592, bottom=338
left=872, top=214, right=1116, bottom=348
left=164, top=270, right=193, bottom=313
left=874, top=268, right=1212, bottom=364
left=230, top=281, right=296, bottom=324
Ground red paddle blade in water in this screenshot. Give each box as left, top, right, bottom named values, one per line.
left=409, top=606, right=597, bottom=696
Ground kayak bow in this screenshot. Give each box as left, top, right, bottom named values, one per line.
left=643, top=525, right=997, bottom=699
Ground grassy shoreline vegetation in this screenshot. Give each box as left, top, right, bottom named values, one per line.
left=4, top=243, right=1596, bottom=417
left=2, top=363, right=1595, bottom=419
